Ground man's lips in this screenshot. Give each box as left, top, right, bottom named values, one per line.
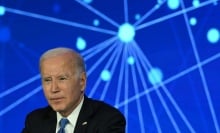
left=50, top=97, right=64, bottom=103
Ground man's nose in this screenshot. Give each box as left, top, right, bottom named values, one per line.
left=51, top=80, right=59, bottom=92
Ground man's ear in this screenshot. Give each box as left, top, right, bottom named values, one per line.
left=80, top=72, right=87, bottom=91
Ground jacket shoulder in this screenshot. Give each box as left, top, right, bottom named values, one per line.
left=26, top=106, right=55, bottom=120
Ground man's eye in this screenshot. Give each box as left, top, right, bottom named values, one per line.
left=44, top=78, right=51, bottom=82
left=59, top=77, right=67, bottom=80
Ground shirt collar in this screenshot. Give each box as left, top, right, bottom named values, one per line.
left=56, top=96, right=84, bottom=128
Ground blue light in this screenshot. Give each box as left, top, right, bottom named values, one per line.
left=83, top=0, right=93, bottom=4
left=101, top=70, right=111, bottom=81
left=76, top=37, right=87, bottom=50
left=189, top=17, right=197, bottom=26
left=207, top=28, right=219, bottom=44
left=147, top=68, right=163, bottom=85
left=192, top=0, right=200, bottom=7
left=167, top=0, right=180, bottom=10
left=118, top=23, right=135, bottom=43
left=157, top=0, right=164, bottom=4
left=0, top=26, right=11, bottom=43
left=135, top=14, right=141, bottom=20
left=93, top=19, right=100, bottom=26
left=0, top=6, right=6, bottom=16
left=127, top=56, right=135, bottom=65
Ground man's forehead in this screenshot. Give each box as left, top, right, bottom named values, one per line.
left=41, top=72, right=71, bottom=77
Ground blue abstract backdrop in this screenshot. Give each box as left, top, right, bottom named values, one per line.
left=0, top=0, right=220, bottom=132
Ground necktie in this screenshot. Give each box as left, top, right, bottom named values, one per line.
left=58, top=118, right=69, bottom=133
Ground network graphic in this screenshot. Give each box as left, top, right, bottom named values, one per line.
left=0, top=0, right=220, bottom=132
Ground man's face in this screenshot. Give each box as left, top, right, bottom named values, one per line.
left=40, top=54, right=86, bottom=116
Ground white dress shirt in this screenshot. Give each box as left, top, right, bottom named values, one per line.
left=56, top=97, right=84, bottom=133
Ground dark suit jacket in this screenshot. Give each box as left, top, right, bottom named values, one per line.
left=21, top=96, right=126, bottom=133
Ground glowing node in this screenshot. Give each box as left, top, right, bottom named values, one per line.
left=127, top=56, right=135, bottom=65
left=189, top=17, right=197, bottom=26
left=207, top=28, right=219, bottom=44
left=0, top=26, right=11, bottom=43
left=101, top=70, right=111, bottom=81
left=156, top=0, right=164, bottom=8
left=76, top=37, right=87, bottom=50
left=83, top=0, right=93, bottom=4
left=155, top=4, right=161, bottom=9
left=213, top=0, right=218, bottom=5
left=117, top=23, right=135, bottom=43
left=93, top=19, right=100, bottom=26
left=192, top=0, right=200, bottom=7
left=0, top=6, right=6, bottom=16
left=167, top=0, right=180, bottom=10
left=157, top=0, right=164, bottom=4
left=147, top=67, right=163, bottom=85
left=135, top=14, right=141, bottom=20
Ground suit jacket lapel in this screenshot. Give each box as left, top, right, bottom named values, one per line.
left=74, top=96, right=93, bottom=133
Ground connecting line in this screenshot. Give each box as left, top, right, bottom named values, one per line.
left=100, top=40, right=123, bottom=100
left=82, top=37, right=117, bottom=60
left=161, top=84, right=196, bottom=132
left=75, top=0, right=120, bottom=27
left=129, top=42, right=162, bottom=133
left=114, top=42, right=126, bottom=106
left=88, top=41, right=118, bottom=97
left=0, top=74, right=40, bottom=98
left=86, top=40, right=118, bottom=76
left=123, top=43, right=129, bottom=132
left=157, top=88, right=182, bottom=132
left=132, top=41, right=183, bottom=132
left=180, top=0, right=220, bottom=132
left=4, top=7, right=116, bottom=35
left=123, top=0, right=129, bottom=22
left=128, top=47, right=146, bottom=133
left=0, top=86, right=42, bottom=116
left=133, top=0, right=167, bottom=26
left=135, top=0, right=218, bottom=31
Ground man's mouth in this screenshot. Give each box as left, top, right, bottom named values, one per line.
left=50, top=97, right=64, bottom=103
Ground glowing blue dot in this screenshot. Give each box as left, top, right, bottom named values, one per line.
left=167, top=0, right=180, bottom=10
left=83, top=0, right=93, bottom=4
left=0, top=6, right=6, bottom=16
left=135, top=14, right=141, bottom=20
left=207, top=28, right=219, bottom=44
left=0, top=26, right=11, bottom=43
left=93, top=19, right=100, bottom=26
left=189, top=17, right=197, bottom=26
left=213, top=0, right=218, bottom=5
left=155, top=4, right=161, bottom=9
left=76, top=37, right=86, bottom=50
left=118, top=23, right=135, bottom=43
left=157, top=0, right=163, bottom=4
left=192, top=0, right=200, bottom=7
left=156, top=0, right=163, bottom=8
left=127, top=56, right=135, bottom=65
left=101, top=70, right=111, bottom=81
left=147, top=68, right=163, bottom=85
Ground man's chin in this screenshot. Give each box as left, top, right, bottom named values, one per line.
left=51, top=105, right=65, bottom=112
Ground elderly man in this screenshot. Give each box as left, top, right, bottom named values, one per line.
left=22, top=47, right=126, bottom=133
